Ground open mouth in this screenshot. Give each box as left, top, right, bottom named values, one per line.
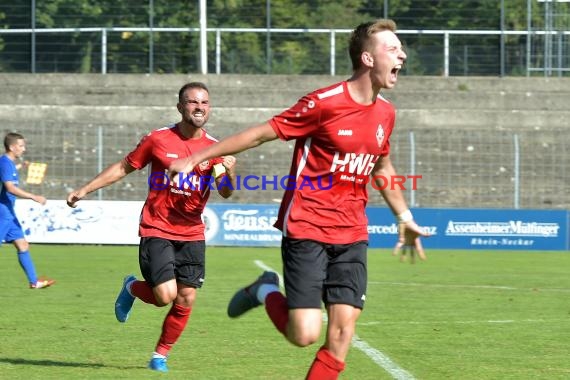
left=391, top=64, right=402, bottom=75
left=390, top=64, right=402, bottom=82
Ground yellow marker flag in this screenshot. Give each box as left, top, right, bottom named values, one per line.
left=26, top=162, right=48, bottom=184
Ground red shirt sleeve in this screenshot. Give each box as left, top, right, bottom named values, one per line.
left=269, top=94, right=322, bottom=141
left=125, top=132, right=154, bottom=170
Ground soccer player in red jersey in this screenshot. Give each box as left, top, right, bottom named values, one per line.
left=66, top=82, right=236, bottom=373
left=169, top=20, right=429, bottom=379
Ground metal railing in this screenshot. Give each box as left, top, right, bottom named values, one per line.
left=1, top=27, right=569, bottom=76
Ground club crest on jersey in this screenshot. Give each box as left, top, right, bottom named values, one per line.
left=376, top=124, right=385, bottom=148
left=199, top=161, right=210, bottom=171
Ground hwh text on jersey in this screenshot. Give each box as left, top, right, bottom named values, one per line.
left=329, top=152, right=380, bottom=176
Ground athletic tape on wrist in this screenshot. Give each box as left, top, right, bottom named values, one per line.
left=396, top=209, right=413, bottom=223
left=213, top=163, right=226, bottom=178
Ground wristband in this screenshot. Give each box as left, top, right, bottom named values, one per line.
left=213, top=163, right=226, bottom=178
left=396, top=209, right=413, bottom=223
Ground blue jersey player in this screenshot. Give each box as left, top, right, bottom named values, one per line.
left=0, top=132, right=55, bottom=289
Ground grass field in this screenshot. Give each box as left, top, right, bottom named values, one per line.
left=0, top=245, right=569, bottom=380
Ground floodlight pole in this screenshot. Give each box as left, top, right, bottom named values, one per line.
left=266, top=0, right=271, bottom=74
left=200, top=0, right=208, bottom=74
left=526, top=0, right=531, bottom=77
left=31, top=0, right=36, bottom=73
left=149, top=0, right=154, bottom=74
left=500, top=0, right=505, bottom=77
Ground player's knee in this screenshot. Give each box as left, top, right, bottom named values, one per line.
left=287, top=310, right=322, bottom=346
left=155, top=297, right=171, bottom=307
left=154, top=288, right=177, bottom=306
left=288, top=329, right=320, bottom=347
left=14, top=239, right=29, bottom=252
left=328, top=324, right=355, bottom=346
left=175, top=292, right=196, bottom=308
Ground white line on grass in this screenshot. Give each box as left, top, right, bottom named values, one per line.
left=253, top=260, right=416, bottom=380
left=352, top=335, right=416, bottom=380
left=254, top=260, right=282, bottom=285
left=369, top=281, right=570, bottom=293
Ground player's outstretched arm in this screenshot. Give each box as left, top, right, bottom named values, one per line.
left=66, top=160, right=135, bottom=208
left=371, top=155, right=431, bottom=259
left=169, top=123, right=278, bottom=177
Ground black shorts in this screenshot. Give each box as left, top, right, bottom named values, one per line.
left=281, top=237, right=368, bottom=310
left=139, top=237, right=206, bottom=288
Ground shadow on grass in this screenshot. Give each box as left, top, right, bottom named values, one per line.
left=0, top=357, right=138, bottom=370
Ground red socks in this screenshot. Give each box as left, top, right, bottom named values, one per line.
left=129, top=281, right=192, bottom=357
left=265, top=294, right=345, bottom=379
left=265, top=292, right=289, bottom=335
left=130, top=280, right=158, bottom=305
left=155, top=303, right=192, bottom=356
left=305, top=346, right=346, bottom=380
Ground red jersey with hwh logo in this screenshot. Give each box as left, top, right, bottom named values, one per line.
left=125, top=124, right=223, bottom=241
left=269, top=81, right=395, bottom=244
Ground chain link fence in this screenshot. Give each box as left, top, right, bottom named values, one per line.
left=10, top=122, right=570, bottom=210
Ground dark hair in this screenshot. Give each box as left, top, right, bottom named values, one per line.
left=4, top=132, right=24, bottom=151
left=178, top=82, right=209, bottom=103
left=348, top=19, right=397, bottom=71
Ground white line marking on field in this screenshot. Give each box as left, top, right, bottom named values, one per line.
left=254, top=260, right=283, bottom=286
left=368, top=281, right=570, bottom=292
left=352, top=335, right=416, bottom=380
left=254, top=260, right=415, bottom=379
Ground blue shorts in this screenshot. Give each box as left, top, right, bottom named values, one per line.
left=0, top=216, right=24, bottom=245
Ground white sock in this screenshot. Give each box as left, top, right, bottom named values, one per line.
left=126, top=280, right=135, bottom=296
left=256, top=284, right=280, bottom=304
left=152, top=352, right=166, bottom=359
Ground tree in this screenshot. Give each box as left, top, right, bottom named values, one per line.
left=0, top=0, right=557, bottom=75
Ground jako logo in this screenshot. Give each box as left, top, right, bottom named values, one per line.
left=338, top=129, right=353, bottom=136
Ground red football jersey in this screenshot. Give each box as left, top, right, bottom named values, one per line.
left=269, top=81, right=395, bottom=244
left=125, top=124, right=224, bottom=241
